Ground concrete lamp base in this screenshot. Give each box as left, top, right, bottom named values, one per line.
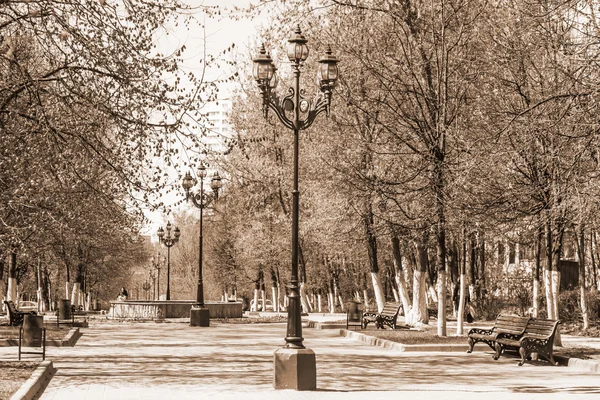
left=273, top=347, right=316, bottom=390
left=190, top=307, right=210, bottom=327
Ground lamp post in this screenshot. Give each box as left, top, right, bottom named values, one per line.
left=157, top=222, right=180, bottom=301
left=252, top=25, right=339, bottom=390
left=181, top=163, right=223, bottom=327
left=152, top=254, right=163, bottom=300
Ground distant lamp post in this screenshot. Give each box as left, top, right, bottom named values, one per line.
left=157, top=222, right=180, bottom=301
left=252, top=25, right=339, bottom=390
left=152, top=254, right=162, bottom=300
left=181, top=163, right=223, bottom=327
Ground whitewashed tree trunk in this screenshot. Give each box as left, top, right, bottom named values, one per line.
left=456, top=273, right=466, bottom=335
left=544, top=269, right=554, bottom=319
left=7, top=278, right=17, bottom=303
left=395, top=271, right=411, bottom=318
left=580, top=285, right=589, bottom=330
left=337, top=295, right=344, bottom=312
left=65, top=282, right=71, bottom=300
left=0, top=279, right=5, bottom=310
left=300, top=283, right=310, bottom=313
left=328, top=291, right=335, bottom=313
left=260, top=289, right=266, bottom=312
left=551, top=270, right=560, bottom=320
left=370, top=272, right=385, bottom=312
left=271, top=287, right=277, bottom=312
left=252, top=288, right=259, bottom=311
left=392, top=287, right=399, bottom=302
left=317, top=294, right=322, bottom=312
left=71, top=282, right=81, bottom=308
left=427, top=283, right=438, bottom=305
left=363, top=289, right=369, bottom=310
left=437, top=270, right=447, bottom=336
left=409, top=270, right=428, bottom=325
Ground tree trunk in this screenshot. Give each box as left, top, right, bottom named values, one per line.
left=364, top=208, right=385, bottom=312
left=300, top=282, right=310, bottom=313
left=591, top=231, right=598, bottom=291
left=533, top=222, right=543, bottom=318
left=577, top=225, right=589, bottom=330
left=317, top=292, right=322, bottom=312
left=271, top=287, right=277, bottom=312
left=544, top=215, right=555, bottom=319
left=456, top=224, right=467, bottom=335
left=408, top=238, right=429, bottom=325
left=7, top=250, right=17, bottom=303
left=391, top=233, right=412, bottom=318
left=252, top=288, right=259, bottom=311
left=0, top=254, right=5, bottom=311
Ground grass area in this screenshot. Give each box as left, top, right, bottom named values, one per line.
left=0, top=325, right=73, bottom=342
left=215, top=315, right=288, bottom=324
left=364, top=328, right=467, bottom=345
left=0, top=362, right=38, bottom=399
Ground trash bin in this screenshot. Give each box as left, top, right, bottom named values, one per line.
left=58, top=299, right=71, bottom=320
left=348, top=300, right=361, bottom=322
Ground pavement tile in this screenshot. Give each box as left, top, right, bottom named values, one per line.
left=1, top=315, right=597, bottom=399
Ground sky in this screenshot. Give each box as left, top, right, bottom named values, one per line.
left=143, top=0, right=267, bottom=238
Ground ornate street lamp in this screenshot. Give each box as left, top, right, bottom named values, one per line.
left=157, top=222, right=180, bottom=301
left=151, top=254, right=163, bottom=300
left=252, top=25, right=339, bottom=390
left=182, top=163, right=223, bottom=327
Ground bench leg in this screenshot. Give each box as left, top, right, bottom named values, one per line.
left=467, top=338, right=475, bottom=353
left=518, top=347, right=529, bottom=366
left=493, top=343, right=503, bottom=360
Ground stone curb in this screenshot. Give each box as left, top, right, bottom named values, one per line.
left=0, top=327, right=81, bottom=347
left=9, top=360, right=56, bottom=400
left=341, top=329, right=600, bottom=373
left=341, top=329, right=494, bottom=352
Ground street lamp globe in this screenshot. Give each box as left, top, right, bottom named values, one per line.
left=210, top=172, right=223, bottom=196
left=182, top=172, right=195, bottom=192
left=157, top=227, right=164, bottom=240
left=318, top=46, right=339, bottom=89
left=287, top=25, right=309, bottom=62
left=252, top=45, right=274, bottom=82
left=174, top=227, right=181, bottom=240
left=197, top=163, right=208, bottom=179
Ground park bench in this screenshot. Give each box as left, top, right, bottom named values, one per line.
left=466, top=314, right=530, bottom=353
left=4, top=300, right=36, bottom=327
left=494, top=317, right=560, bottom=366
left=362, top=302, right=402, bottom=329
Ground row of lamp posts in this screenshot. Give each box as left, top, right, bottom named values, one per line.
left=151, top=25, right=338, bottom=391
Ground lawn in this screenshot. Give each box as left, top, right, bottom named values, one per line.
left=0, top=362, right=38, bottom=399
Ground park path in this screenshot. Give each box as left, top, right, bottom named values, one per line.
left=7, top=320, right=597, bottom=399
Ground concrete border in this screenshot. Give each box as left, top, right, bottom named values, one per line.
left=0, top=327, right=81, bottom=347
left=9, top=360, right=56, bottom=400
left=341, top=329, right=600, bottom=373
left=341, top=329, right=495, bottom=352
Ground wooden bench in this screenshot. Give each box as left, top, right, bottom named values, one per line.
left=467, top=314, right=530, bottom=353
left=4, top=300, right=36, bottom=327
left=494, top=318, right=560, bottom=366
left=362, top=302, right=402, bottom=329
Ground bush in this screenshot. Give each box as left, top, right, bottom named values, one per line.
left=558, top=289, right=600, bottom=323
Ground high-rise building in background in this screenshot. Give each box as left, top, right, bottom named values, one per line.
left=204, top=98, right=233, bottom=155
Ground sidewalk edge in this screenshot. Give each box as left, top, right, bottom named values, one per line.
left=9, top=360, right=56, bottom=400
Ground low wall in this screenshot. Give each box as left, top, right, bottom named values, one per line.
left=108, top=300, right=243, bottom=320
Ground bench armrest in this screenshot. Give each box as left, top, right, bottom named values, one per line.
left=363, top=311, right=378, bottom=318
left=467, top=327, right=494, bottom=336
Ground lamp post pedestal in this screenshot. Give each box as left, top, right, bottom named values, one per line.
left=273, top=348, right=316, bottom=390
left=190, top=307, right=210, bottom=327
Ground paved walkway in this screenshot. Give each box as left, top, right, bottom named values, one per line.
left=1, top=319, right=599, bottom=399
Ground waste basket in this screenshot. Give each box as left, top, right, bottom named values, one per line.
left=58, top=299, right=72, bottom=320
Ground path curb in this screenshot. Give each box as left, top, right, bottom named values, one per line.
left=0, top=327, right=81, bottom=347
left=9, top=360, right=56, bottom=400
left=341, top=329, right=600, bottom=373
left=341, top=329, right=498, bottom=352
